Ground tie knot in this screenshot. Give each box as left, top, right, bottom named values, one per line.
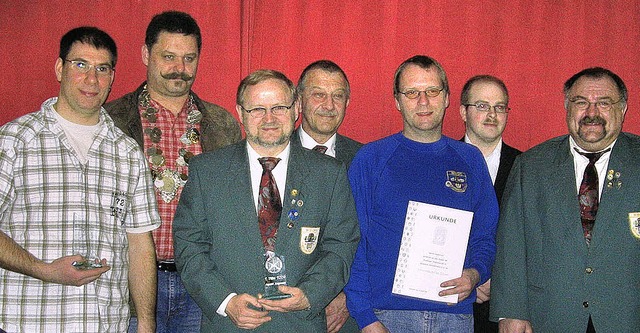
left=312, top=145, right=328, bottom=154
left=258, top=157, right=281, bottom=171
left=575, top=148, right=610, bottom=164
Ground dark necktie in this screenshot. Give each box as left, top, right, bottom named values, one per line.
left=258, top=157, right=282, bottom=252
left=312, top=145, right=328, bottom=154
left=576, top=149, right=608, bottom=245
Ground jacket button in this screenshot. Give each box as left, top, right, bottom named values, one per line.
left=583, top=301, right=589, bottom=308
left=585, top=267, right=593, bottom=274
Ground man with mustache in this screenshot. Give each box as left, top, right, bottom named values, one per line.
left=345, top=55, right=499, bottom=333
left=292, top=60, right=362, bottom=169
left=490, top=67, right=640, bottom=332
left=173, top=69, right=359, bottom=332
left=459, top=75, right=521, bottom=333
left=292, top=60, right=362, bottom=333
left=105, top=11, right=241, bottom=332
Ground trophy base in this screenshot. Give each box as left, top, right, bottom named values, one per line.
left=262, top=293, right=292, bottom=300
left=72, top=260, right=103, bottom=270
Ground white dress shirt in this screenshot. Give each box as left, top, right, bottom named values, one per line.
left=216, top=142, right=291, bottom=316
left=465, top=135, right=502, bottom=185
left=569, top=136, right=615, bottom=197
left=299, top=126, right=337, bottom=157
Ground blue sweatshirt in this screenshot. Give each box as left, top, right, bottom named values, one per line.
left=345, top=133, right=499, bottom=329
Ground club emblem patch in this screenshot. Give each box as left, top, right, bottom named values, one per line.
left=445, top=171, right=467, bottom=193
left=300, top=227, right=320, bottom=254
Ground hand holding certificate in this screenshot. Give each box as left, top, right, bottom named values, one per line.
left=392, top=201, right=473, bottom=304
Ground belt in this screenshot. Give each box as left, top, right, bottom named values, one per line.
left=157, top=261, right=177, bottom=272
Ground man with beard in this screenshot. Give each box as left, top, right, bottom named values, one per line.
left=292, top=60, right=362, bottom=333
left=105, top=11, right=241, bottom=332
left=491, top=67, right=640, bottom=332
left=173, top=69, right=359, bottom=332
left=345, top=55, right=498, bottom=333
left=459, top=75, right=521, bottom=333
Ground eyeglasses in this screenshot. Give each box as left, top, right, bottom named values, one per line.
left=569, top=98, right=622, bottom=111
left=64, top=59, right=114, bottom=76
left=398, top=87, right=444, bottom=99
left=240, top=101, right=295, bottom=118
left=464, top=102, right=510, bottom=114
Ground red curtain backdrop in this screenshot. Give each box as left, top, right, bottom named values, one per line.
left=1, top=0, right=638, bottom=150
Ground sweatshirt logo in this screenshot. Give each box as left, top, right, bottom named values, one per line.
left=445, top=171, right=467, bottom=193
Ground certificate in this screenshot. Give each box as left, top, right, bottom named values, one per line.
left=392, top=201, right=473, bottom=303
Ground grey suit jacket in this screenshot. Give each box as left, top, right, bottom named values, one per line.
left=173, top=140, right=360, bottom=332
left=490, top=133, right=640, bottom=332
left=292, top=127, right=362, bottom=168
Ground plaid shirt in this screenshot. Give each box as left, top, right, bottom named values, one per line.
left=0, top=98, right=161, bottom=333
left=140, top=98, right=202, bottom=261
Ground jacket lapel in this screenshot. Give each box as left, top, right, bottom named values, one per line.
left=275, top=144, right=310, bottom=254
left=548, top=137, right=588, bottom=250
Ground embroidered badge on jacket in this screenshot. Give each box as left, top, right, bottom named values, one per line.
left=445, top=170, right=467, bottom=193
left=300, top=227, right=320, bottom=254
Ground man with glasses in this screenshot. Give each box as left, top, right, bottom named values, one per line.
left=345, top=55, right=498, bottom=333
left=491, top=67, right=640, bottom=332
left=0, top=27, right=160, bottom=332
left=105, top=11, right=241, bottom=332
left=173, top=69, right=359, bottom=332
left=459, top=75, right=521, bottom=333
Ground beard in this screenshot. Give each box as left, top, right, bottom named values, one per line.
left=246, top=130, right=290, bottom=149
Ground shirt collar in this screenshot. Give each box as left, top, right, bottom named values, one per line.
left=569, top=136, right=616, bottom=160
left=298, top=126, right=337, bottom=155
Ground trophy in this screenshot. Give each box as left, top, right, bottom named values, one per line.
left=262, top=251, right=291, bottom=300
left=72, top=214, right=103, bottom=269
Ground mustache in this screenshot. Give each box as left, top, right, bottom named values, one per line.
left=260, top=121, right=281, bottom=129
left=316, top=111, right=337, bottom=117
left=580, top=116, right=606, bottom=126
left=162, top=72, right=193, bottom=81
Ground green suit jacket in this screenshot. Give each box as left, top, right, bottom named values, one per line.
left=490, top=133, right=640, bottom=332
left=173, top=140, right=360, bottom=332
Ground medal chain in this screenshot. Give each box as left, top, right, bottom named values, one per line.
left=139, top=85, right=203, bottom=202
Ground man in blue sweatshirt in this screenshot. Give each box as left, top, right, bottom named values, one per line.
left=345, top=55, right=499, bottom=333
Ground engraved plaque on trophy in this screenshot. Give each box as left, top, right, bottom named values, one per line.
left=263, top=251, right=292, bottom=300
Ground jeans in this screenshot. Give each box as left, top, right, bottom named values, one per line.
left=129, top=270, right=202, bottom=333
left=374, top=309, right=473, bottom=333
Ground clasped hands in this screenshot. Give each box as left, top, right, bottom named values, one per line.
left=226, top=285, right=310, bottom=330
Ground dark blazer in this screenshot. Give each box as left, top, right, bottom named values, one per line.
left=491, top=133, right=640, bottom=332
left=292, top=127, right=362, bottom=168
left=104, top=82, right=241, bottom=152
left=173, top=140, right=360, bottom=332
left=494, top=142, right=522, bottom=206
left=459, top=137, right=521, bottom=206
left=460, top=138, right=521, bottom=333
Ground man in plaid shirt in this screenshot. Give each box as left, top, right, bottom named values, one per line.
left=0, top=27, right=160, bottom=332
left=105, top=11, right=241, bottom=332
